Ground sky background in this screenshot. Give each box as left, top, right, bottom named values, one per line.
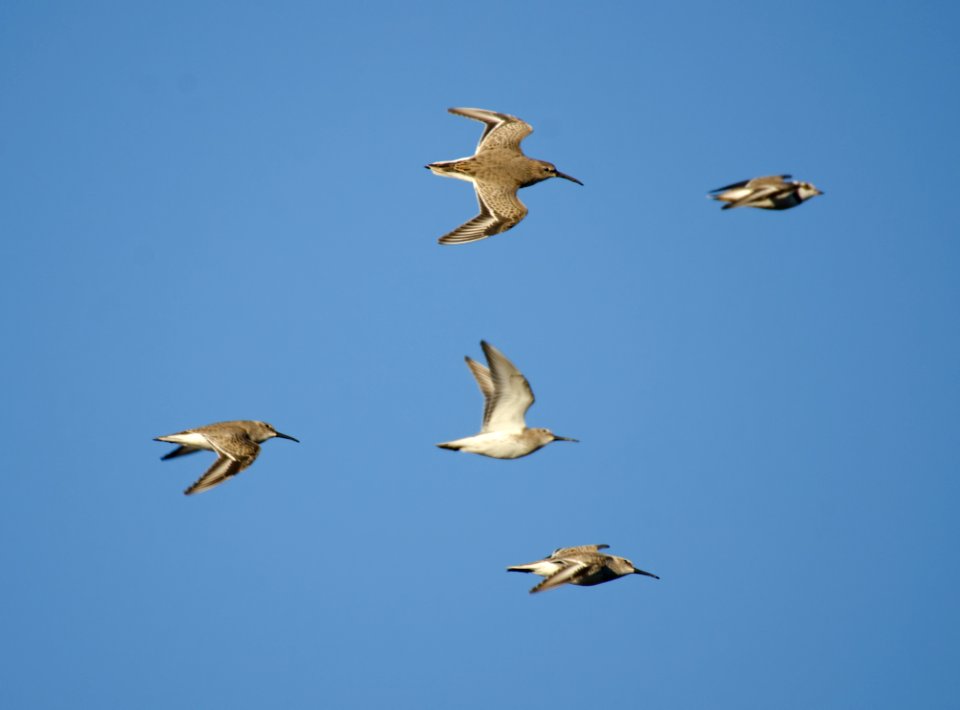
left=1, top=1, right=959, bottom=708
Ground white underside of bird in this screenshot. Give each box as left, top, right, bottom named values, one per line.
left=437, top=430, right=545, bottom=459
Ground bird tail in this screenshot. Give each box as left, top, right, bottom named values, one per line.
left=425, top=160, right=460, bottom=175
left=506, top=565, right=535, bottom=574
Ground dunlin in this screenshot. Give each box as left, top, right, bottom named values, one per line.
left=426, top=107, right=582, bottom=245
left=436, top=340, right=577, bottom=459
left=507, top=545, right=659, bottom=594
left=155, top=420, right=299, bottom=495
left=709, top=174, right=822, bottom=210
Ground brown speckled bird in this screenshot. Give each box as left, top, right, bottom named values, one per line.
left=427, top=107, right=582, bottom=245
left=507, top=544, right=659, bottom=594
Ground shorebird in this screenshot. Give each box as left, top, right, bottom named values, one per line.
left=155, top=420, right=299, bottom=495
left=709, top=174, right=822, bottom=210
left=426, top=107, right=582, bottom=245
left=507, top=545, right=660, bottom=594
left=436, top=340, right=578, bottom=459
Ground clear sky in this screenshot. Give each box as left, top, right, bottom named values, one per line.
left=2, top=1, right=958, bottom=708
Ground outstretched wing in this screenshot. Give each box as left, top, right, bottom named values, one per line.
left=551, top=544, right=610, bottom=557
left=529, top=560, right=589, bottom=594
left=746, top=174, right=791, bottom=188
left=183, top=431, right=259, bottom=496
left=710, top=174, right=791, bottom=193
left=480, top=340, right=535, bottom=433
left=448, top=107, right=533, bottom=153
left=438, top=182, right=528, bottom=245
left=722, top=183, right=790, bottom=210
left=184, top=455, right=245, bottom=495
left=160, top=445, right=204, bottom=461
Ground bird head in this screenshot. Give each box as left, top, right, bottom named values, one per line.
left=531, top=428, right=579, bottom=446
left=253, top=421, right=300, bottom=444
left=796, top=182, right=823, bottom=201
left=525, top=161, right=583, bottom=187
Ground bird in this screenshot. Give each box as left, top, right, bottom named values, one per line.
left=507, top=544, right=660, bottom=594
left=709, top=174, right=823, bottom=210
left=154, top=420, right=299, bottom=495
left=436, top=340, right=578, bottom=459
left=426, top=107, right=582, bottom=245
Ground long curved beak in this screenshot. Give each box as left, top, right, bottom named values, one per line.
left=552, top=435, right=579, bottom=443
left=634, top=567, right=660, bottom=580
left=274, top=432, right=300, bottom=443
left=555, top=170, right=583, bottom=186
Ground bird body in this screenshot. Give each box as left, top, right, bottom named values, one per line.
left=508, top=545, right=659, bottom=594
left=427, top=107, right=582, bottom=245
left=436, top=429, right=558, bottom=459
left=155, top=420, right=298, bottom=495
left=709, top=174, right=822, bottom=210
left=436, top=340, right=577, bottom=459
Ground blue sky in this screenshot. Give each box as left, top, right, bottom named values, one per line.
left=2, top=1, right=959, bottom=708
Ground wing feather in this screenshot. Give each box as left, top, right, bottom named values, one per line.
left=529, top=561, right=589, bottom=594
left=481, top=341, right=534, bottom=433
left=438, top=183, right=528, bottom=245
left=448, top=107, right=533, bottom=152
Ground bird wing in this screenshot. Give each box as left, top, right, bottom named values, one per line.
left=746, top=174, right=791, bottom=188
left=465, top=355, right=494, bottom=400
left=184, top=455, right=245, bottom=495
left=448, top=107, right=533, bottom=152
left=551, top=544, right=610, bottom=557
left=709, top=174, right=791, bottom=193
left=480, top=340, right=535, bottom=433
left=438, top=181, right=528, bottom=245
left=183, top=431, right=260, bottom=496
left=529, top=560, right=590, bottom=594
left=160, top=445, right=204, bottom=461
left=722, top=183, right=790, bottom=210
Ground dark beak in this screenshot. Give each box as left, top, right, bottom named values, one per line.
left=552, top=435, right=579, bottom=443
left=634, top=567, right=660, bottom=580
left=274, top=432, right=300, bottom=443
left=555, top=170, right=583, bottom=186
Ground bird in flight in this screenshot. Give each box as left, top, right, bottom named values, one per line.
left=427, top=107, right=582, bottom=245
left=155, top=420, right=299, bottom=495
left=508, top=544, right=660, bottom=594
left=709, top=174, right=822, bottom=210
left=436, top=340, right=578, bottom=459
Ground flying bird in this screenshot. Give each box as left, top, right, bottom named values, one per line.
left=426, top=107, right=582, bottom=245
left=508, top=545, right=660, bottom=594
left=436, top=340, right=578, bottom=459
left=155, top=420, right=299, bottom=495
left=709, top=174, right=822, bottom=210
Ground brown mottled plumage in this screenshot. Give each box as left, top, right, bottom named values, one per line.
left=507, top=544, right=659, bottom=594
left=155, top=420, right=298, bottom=495
left=427, top=108, right=582, bottom=245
